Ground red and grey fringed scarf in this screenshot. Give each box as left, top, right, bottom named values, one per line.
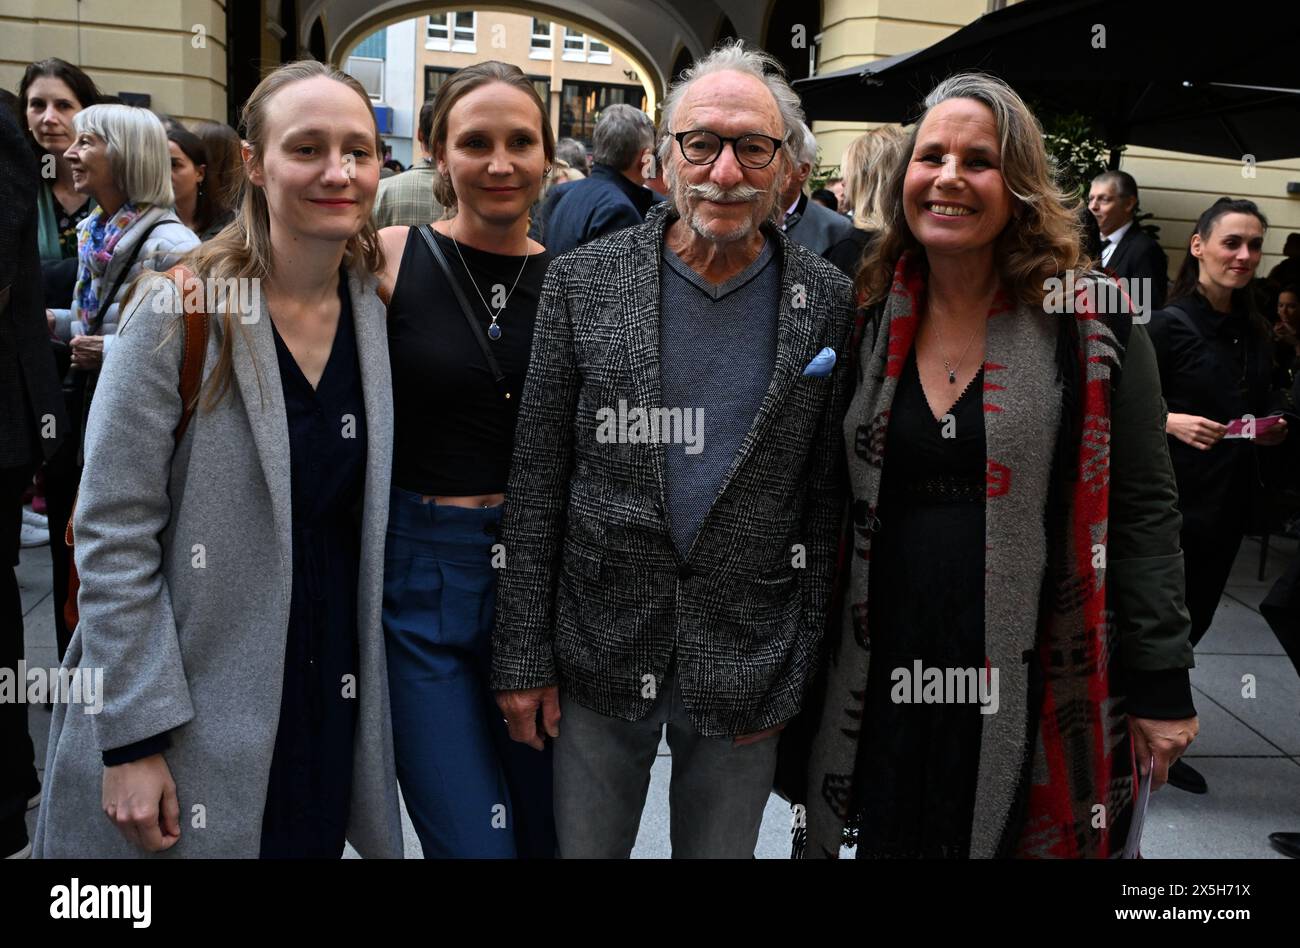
left=799, top=253, right=1134, bottom=858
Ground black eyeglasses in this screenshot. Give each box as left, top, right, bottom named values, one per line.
left=672, top=129, right=785, bottom=170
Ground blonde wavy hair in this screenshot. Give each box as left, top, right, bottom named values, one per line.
left=841, top=125, right=907, bottom=232
left=125, top=60, right=385, bottom=410
left=856, top=73, right=1091, bottom=308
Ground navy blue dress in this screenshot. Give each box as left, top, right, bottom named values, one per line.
left=259, top=273, right=368, bottom=858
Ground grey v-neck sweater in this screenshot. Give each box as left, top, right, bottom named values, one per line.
left=659, top=239, right=779, bottom=555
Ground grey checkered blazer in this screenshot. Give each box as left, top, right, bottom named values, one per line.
left=491, top=200, right=854, bottom=738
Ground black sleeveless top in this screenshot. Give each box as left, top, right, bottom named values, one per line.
left=387, top=226, right=552, bottom=495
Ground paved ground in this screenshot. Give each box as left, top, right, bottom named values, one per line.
left=16, top=533, right=1300, bottom=858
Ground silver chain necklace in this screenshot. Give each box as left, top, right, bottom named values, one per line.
left=928, top=310, right=980, bottom=384
left=450, top=233, right=530, bottom=341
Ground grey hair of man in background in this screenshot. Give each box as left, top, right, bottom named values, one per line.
left=592, top=105, right=655, bottom=173
left=555, top=137, right=589, bottom=176
left=1092, top=169, right=1139, bottom=203
left=789, top=120, right=818, bottom=170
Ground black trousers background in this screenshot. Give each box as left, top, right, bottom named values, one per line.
left=1183, top=523, right=1246, bottom=647
left=1, top=462, right=40, bottom=827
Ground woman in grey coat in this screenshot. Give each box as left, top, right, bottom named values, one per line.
left=35, top=61, right=404, bottom=858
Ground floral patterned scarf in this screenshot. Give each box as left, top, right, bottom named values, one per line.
left=72, top=202, right=141, bottom=330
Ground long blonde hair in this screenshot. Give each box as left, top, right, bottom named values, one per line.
left=126, top=60, right=385, bottom=409
left=841, top=125, right=907, bottom=233
left=856, top=73, right=1090, bottom=308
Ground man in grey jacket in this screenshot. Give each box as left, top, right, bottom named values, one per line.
left=779, top=121, right=855, bottom=263
left=492, top=42, right=854, bottom=858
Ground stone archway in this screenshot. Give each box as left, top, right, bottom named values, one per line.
left=293, top=0, right=785, bottom=117
left=303, top=1, right=705, bottom=111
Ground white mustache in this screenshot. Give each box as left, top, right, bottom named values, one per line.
left=686, top=182, right=763, bottom=204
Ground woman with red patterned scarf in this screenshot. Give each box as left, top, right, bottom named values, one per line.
left=795, top=73, right=1198, bottom=859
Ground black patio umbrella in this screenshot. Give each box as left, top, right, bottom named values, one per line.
left=795, top=0, right=1300, bottom=163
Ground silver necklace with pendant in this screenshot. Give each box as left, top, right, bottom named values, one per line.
left=929, top=310, right=980, bottom=384
left=450, top=233, right=531, bottom=341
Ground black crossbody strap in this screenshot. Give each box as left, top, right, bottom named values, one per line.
left=90, top=218, right=168, bottom=335
left=417, top=224, right=510, bottom=400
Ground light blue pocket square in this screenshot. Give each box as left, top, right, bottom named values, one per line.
left=802, top=347, right=837, bottom=377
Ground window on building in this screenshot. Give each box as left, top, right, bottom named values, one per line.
left=530, top=18, right=552, bottom=59
left=427, top=12, right=475, bottom=52
left=425, top=66, right=454, bottom=103
left=347, top=57, right=384, bottom=100
left=558, top=81, right=648, bottom=147
left=588, top=37, right=611, bottom=65
left=531, top=78, right=552, bottom=114
left=562, top=27, right=585, bottom=61
left=351, top=30, right=387, bottom=60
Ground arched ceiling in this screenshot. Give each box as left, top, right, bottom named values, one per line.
left=299, top=0, right=776, bottom=106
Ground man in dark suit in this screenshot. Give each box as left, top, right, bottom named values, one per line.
left=779, top=121, right=856, bottom=269
left=491, top=43, right=853, bottom=858
left=1089, top=170, right=1168, bottom=316
left=1, top=106, right=68, bottom=859
left=538, top=104, right=658, bottom=256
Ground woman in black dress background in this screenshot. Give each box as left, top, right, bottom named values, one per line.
left=1148, top=198, right=1286, bottom=795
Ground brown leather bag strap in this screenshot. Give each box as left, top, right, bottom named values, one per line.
left=166, top=265, right=210, bottom=444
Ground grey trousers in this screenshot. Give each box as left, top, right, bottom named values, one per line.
left=553, top=671, right=779, bottom=858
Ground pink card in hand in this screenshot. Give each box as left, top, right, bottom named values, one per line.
left=1224, top=415, right=1283, bottom=439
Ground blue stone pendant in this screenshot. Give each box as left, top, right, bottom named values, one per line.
left=488, top=323, right=502, bottom=341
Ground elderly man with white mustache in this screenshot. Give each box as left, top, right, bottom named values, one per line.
left=490, top=40, right=855, bottom=857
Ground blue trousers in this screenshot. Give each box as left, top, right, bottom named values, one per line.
left=382, top=488, right=555, bottom=858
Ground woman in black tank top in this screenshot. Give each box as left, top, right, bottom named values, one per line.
left=376, top=62, right=557, bottom=858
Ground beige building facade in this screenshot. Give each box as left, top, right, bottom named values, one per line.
left=810, top=0, right=1299, bottom=278
left=407, top=10, right=651, bottom=147
left=4, top=0, right=1296, bottom=275
left=0, top=0, right=230, bottom=125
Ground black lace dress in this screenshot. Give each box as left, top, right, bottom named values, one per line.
left=852, top=348, right=987, bottom=859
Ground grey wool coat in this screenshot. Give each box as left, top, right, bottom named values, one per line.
left=35, top=268, right=405, bottom=858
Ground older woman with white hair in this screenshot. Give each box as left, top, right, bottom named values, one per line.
left=41, top=104, right=198, bottom=644
left=47, top=105, right=198, bottom=376
left=796, top=73, right=1198, bottom=859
